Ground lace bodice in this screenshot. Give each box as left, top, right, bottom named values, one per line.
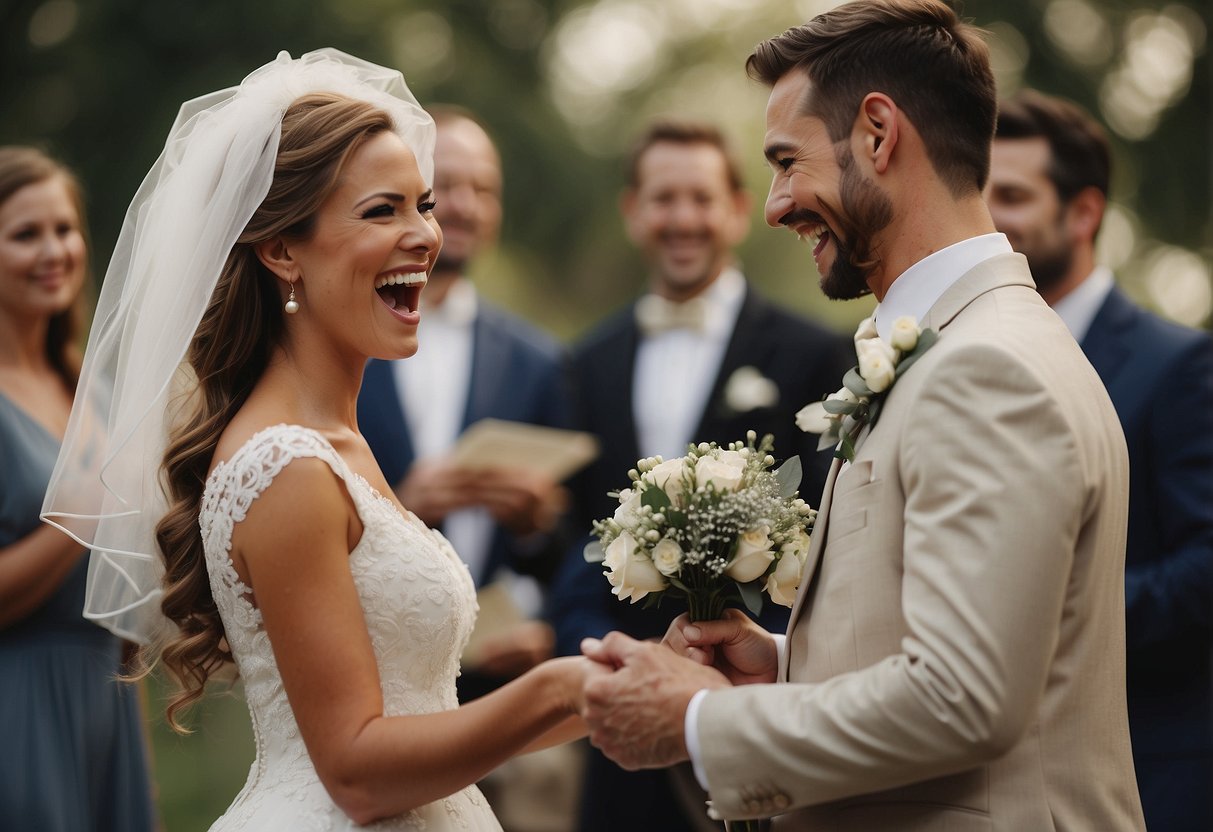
left=199, top=425, right=499, bottom=831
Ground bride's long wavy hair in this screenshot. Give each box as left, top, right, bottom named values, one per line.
left=144, top=93, right=394, bottom=731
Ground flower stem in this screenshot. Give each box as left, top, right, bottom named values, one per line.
left=686, top=592, right=726, bottom=623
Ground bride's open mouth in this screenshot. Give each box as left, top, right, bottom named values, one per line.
left=374, top=271, right=425, bottom=316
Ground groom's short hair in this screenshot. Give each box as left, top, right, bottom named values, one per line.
left=746, top=0, right=996, bottom=198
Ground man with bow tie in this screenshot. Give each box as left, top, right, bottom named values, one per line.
left=548, top=119, right=849, bottom=832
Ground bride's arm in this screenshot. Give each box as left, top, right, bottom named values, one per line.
left=236, top=459, right=590, bottom=825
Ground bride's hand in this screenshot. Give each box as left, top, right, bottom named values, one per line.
left=543, top=655, right=611, bottom=716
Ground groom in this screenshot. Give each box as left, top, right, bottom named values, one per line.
left=579, top=2, right=1146, bottom=829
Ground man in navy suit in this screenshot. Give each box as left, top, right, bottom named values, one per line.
left=358, top=108, right=573, bottom=697
left=549, top=120, right=851, bottom=832
left=987, top=89, right=1213, bottom=832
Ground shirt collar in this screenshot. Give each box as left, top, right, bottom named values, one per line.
left=874, top=233, right=1012, bottom=340
left=1051, top=267, right=1114, bottom=342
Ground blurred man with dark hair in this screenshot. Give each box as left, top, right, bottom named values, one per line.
left=550, top=118, right=848, bottom=832
left=988, top=88, right=1213, bottom=832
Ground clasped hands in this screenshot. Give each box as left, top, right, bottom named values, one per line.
left=573, top=609, right=779, bottom=770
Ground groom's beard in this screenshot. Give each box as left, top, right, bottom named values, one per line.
left=819, top=149, right=894, bottom=301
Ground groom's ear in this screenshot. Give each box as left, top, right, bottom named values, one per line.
left=855, top=93, right=899, bottom=175
left=254, top=236, right=297, bottom=283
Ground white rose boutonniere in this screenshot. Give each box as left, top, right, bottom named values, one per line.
left=723, top=365, right=780, bottom=413
left=796, top=315, right=938, bottom=461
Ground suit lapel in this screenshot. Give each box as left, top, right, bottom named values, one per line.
left=603, top=314, right=643, bottom=463
left=361, top=358, right=415, bottom=481
left=921, top=252, right=1036, bottom=334
left=781, top=455, right=844, bottom=680
left=1079, top=285, right=1134, bottom=386
left=462, top=309, right=509, bottom=430
left=691, top=287, right=770, bottom=439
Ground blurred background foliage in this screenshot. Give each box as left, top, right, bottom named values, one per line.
left=2, top=0, right=1209, bottom=828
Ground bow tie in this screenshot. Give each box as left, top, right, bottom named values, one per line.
left=635, top=294, right=709, bottom=336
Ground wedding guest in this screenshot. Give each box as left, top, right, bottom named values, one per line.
left=42, top=49, right=591, bottom=831
left=0, top=146, right=155, bottom=830
left=357, top=105, right=581, bottom=831
left=987, top=88, right=1213, bottom=832
left=578, top=3, right=1146, bottom=829
left=548, top=120, right=849, bottom=832
left=358, top=106, right=572, bottom=697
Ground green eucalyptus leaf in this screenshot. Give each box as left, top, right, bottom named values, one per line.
left=842, top=367, right=873, bottom=398
left=821, top=398, right=859, bottom=415
left=736, top=579, right=764, bottom=616
left=774, top=455, right=803, bottom=498
left=665, top=509, right=688, bottom=529
left=641, top=487, right=672, bottom=512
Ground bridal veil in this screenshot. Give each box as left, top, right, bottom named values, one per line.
left=41, top=49, right=436, bottom=643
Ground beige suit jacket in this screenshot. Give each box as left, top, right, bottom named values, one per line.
left=697, top=254, right=1145, bottom=830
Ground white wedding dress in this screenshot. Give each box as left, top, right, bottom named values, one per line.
left=200, top=424, right=503, bottom=831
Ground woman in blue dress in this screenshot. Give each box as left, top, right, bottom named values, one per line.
left=0, top=146, right=154, bottom=831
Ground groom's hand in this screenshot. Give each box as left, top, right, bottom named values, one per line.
left=580, top=632, right=730, bottom=770
left=662, top=609, right=779, bottom=686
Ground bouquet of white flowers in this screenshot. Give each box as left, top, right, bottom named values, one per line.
left=585, top=432, right=816, bottom=623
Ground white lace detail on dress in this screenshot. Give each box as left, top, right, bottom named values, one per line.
left=199, top=424, right=497, bottom=831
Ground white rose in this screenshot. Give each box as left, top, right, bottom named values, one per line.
left=795, top=401, right=836, bottom=434
left=856, top=339, right=896, bottom=393
left=613, top=489, right=643, bottom=528
left=604, top=533, right=668, bottom=603
left=695, top=454, right=746, bottom=492
left=645, top=457, right=688, bottom=506
left=889, top=316, right=920, bottom=352
left=726, top=527, right=775, bottom=582
left=651, top=538, right=684, bottom=577
left=765, top=545, right=807, bottom=607
left=853, top=316, right=878, bottom=343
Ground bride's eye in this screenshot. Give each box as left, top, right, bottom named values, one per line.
left=361, top=203, right=395, bottom=219
left=419, top=199, right=437, bottom=215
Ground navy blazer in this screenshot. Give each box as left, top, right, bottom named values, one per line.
left=549, top=285, right=850, bottom=832
left=357, top=301, right=573, bottom=586
left=1081, top=285, right=1213, bottom=831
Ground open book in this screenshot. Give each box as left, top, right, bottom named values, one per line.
left=449, top=418, right=599, bottom=482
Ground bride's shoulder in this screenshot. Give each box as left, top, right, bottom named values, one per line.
left=209, top=423, right=350, bottom=490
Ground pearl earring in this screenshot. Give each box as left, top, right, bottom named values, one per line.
left=284, top=283, right=299, bottom=314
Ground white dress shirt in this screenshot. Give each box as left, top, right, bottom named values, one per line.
left=873, top=233, right=1013, bottom=339
left=633, top=268, right=746, bottom=461
left=393, top=278, right=496, bottom=583
left=685, top=234, right=1016, bottom=792
left=1052, top=267, right=1114, bottom=343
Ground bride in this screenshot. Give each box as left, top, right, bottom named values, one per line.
left=42, top=50, right=592, bottom=830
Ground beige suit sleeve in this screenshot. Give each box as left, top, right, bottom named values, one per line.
left=697, top=342, right=1086, bottom=817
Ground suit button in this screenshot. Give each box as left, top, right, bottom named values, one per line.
left=773, top=794, right=790, bottom=810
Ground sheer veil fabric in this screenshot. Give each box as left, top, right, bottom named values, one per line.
left=40, top=49, right=437, bottom=644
